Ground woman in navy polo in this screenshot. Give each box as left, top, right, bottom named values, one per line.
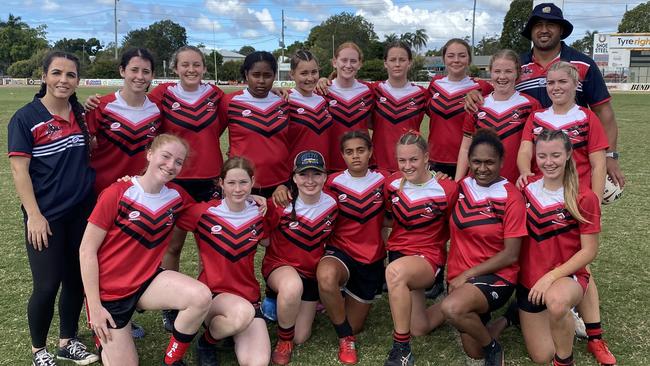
left=8, top=51, right=98, bottom=365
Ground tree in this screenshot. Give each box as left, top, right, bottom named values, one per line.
left=0, top=14, right=48, bottom=74
left=205, top=49, right=223, bottom=80
left=87, top=59, right=120, bottom=78
left=220, top=60, right=243, bottom=82
left=357, top=59, right=387, bottom=81
left=425, top=49, right=441, bottom=57
left=499, top=0, right=533, bottom=54
left=7, top=49, right=48, bottom=78
left=122, top=20, right=187, bottom=73
left=618, top=1, right=650, bottom=33
left=238, top=45, right=255, bottom=56
left=411, top=29, right=429, bottom=53
left=384, top=33, right=399, bottom=43
left=53, top=38, right=102, bottom=55
left=475, top=35, right=501, bottom=55
left=570, top=30, right=596, bottom=56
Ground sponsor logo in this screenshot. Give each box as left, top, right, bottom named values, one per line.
left=110, top=122, right=121, bottom=130
left=242, top=109, right=252, bottom=117
left=379, top=97, right=387, bottom=103
left=432, top=92, right=439, bottom=99
left=171, top=102, right=181, bottom=111
left=491, top=291, right=499, bottom=299
left=459, top=193, right=465, bottom=199
left=329, top=100, right=337, bottom=106
left=297, top=107, right=305, bottom=114
left=211, top=225, right=222, bottom=234
left=538, top=78, right=547, bottom=86
left=289, top=221, right=300, bottom=229
left=477, top=111, right=487, bottom=119
left=71, top=136, right=80, bottom=143
left=542, top=6, right=551, bottom=13
left=526, top=202, right=531, bottom=208
left=128, top=211, right=141, bottom=220
left=338, top=193, right=347, bottom=202
left=533, top=126, right=543, bottom=135
left=391, top=196, right=400, bottom=204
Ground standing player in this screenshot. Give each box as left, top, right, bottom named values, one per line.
left=426, top=38, right=492, bottom=177
left=518, top=129, right=601, bottom=366
left=456, top=49, right=541, bottom=183
left=372, top=41, right=428, bottom=172
left=317, top=131, right=388, bottom=364
left=383, top=131, right=458, bottom=366
left=177, top=157, right=270, bottom=366
left=262, top=151, right=338, bottom=365
left=85, top=48, right=161, bottom=195
left=9, top=51, right=99, bottom=366
left=79, top=134, right=211, bottom=366
left=442, top=129, right=527, bottom=366
left=219, top=51, right=290, bottom=197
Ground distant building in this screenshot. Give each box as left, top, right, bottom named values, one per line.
left=423, top=55, right=491, bottom=78
left=219, top=50, right=246, bottom=63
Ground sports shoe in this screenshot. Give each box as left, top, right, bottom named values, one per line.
left=162, top=309, right=178, bottom=333
left=131, top=321, right=146, bottom=339
left=587, top=339, right=617, bottom=365
left=271, top=340, right=294, bottom=365
left=384, top=343, right=414, bottom=366
left=195, top=341, right=219, bottom=366
left=56, top=338, right=100, bottom=365
left=571, top=308, right=587, bottom=339
left=261, top=297, right=278, bottom=322
left=32, top=349, right=56, bottom=366
left=338, top=335, right=358, bottom=365
left=483, top=340, right=504, bottom=366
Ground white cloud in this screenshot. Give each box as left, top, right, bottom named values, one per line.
left=194, top=15, right=222, bottom=32
left=249, top=8, right=276, bottom=33
left=95, top=0, right=114, bottom=5
left=205, top=0, right=246, bottom=15
left=242, top=29, right=259, bottom=38
left=43, top=0, right=60, bottom=11
left=288, top=17, right=311, bottom=32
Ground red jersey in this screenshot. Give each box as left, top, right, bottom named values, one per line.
left=519, top=178, right=601, bottom=289
left=372, top=81, right=428, bottom=172
left=287, top=89, right=333, bottom=165
left=325, top=169, right=388, bottom=264
left=521, top=105, right=609, bottom=188
left=447, top=177, right=527, bottom=284
left=385, top=172, right=459, bottom=268
left=219, top=90, right=290, bottom=188
left=86, top=92, right=161, bottom=194
left=177, top=199, right=263, bottom=302
left=262, top=193, right=338, bottom=279
left=88, top=178, right=192, bottom=301
left=462, top=91, right=541, bottom=183
left=324, top=79, right=375, bottom=171
left=148, top=83, right=225, bottom=179
left=426, top=76, right=492, bottom=164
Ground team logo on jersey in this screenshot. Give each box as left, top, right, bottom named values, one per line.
left=289, top=221, right=300, bottom=229
left=511, top=111, right=520, bottom=120
left=206, top=101, right=215, bottom=112
left=128, top=211, right=141, bottom=220
left=338, top=194, right=348, bottom=202
left=171, top=102, right=181, bottom=111
left=477, top=111, right=487, bottom=119
left=250, top=228, right=258, bottom=240
left=242, top=109, right=252, bottom=117
left=538, top=78, right=547, bottom=86
left=491, top=291, right=499, bottom=300
left=297, top=107, right=305, bottom=114
left=324, top=214, right=334, bottom=231
left=110, top=122, right=121, bottom=130
left=552, top=209, right=571, bottom=226
left=432, top=93, right=439, bottom=99
left=44, top=122, right=62, bottom=140
left=71, top=136, right=80, bottom=144
left=373, top=189, right=383, bottom=203
left=533, top=126, right=543, bottom=135
left=407, top=98, right=418, bottom=110
left=459, top=193, right=465, bottom=199
left=166, top=209, right=175, bottom=225
left=329, top=100, right=337, bottom=106
left=379, top=97, right=387, bottom=103
left=211, top=225, right=223, bottom=234
left=521, top=66, right=533, bottom=77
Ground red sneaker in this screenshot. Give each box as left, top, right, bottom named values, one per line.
left=587, top=339, right=617, bottom=365
left=338, top=335, right=358, bottom=365
left=271, top=340, right=293, bottom=365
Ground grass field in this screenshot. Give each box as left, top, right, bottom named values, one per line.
left=0, top=86, right=648, bottom=365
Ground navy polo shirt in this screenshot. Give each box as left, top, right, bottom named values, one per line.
left=8, top=96, right=95, bottom=221
left=516, top=42, right=611, bottom=108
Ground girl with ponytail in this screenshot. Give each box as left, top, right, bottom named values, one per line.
left=8, top=51, right=98, bottom=365
left=517, top=128, right=602, bottom=366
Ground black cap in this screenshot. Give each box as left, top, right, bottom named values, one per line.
left=293, top=150, right=326, bottom=173
left=521, top=2, right=573, bottom=40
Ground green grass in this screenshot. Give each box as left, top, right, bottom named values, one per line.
left=1, top=86, right=648, bottom=365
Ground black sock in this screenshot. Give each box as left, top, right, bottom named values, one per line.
left=482, top=339, right=500, bottom=354
left=334, top=319, right=353, bottom=338
left=585, top=322, right=603, bottom=341
left=554, top=353, right=574, bottom=365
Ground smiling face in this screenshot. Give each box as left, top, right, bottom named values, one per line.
left=220, top=167, right=254, bottom=206
left=146, top=140, right=187, bottom=184
left=490, top=57, right=518, bottom=96
left=120, top=56, right=153, bottom=95
left=293, top=169, right=326, bottom=200
left=245, top=61, right=275, bottom=98
left=175, top=50, right=206, bottom=90
left=342, top=137, right=372, bottom=175
left=384, top=46, right=411, bottom=81
left=291, top=59, right=319, bottom=95
left=535, top=138, right=570, bottom=181
left=546, top=69, right=577, bottom=108
left=332, top=47, right=361, bottom=81
left=531, top=20, right=563, bottom=52
left=469, top=143, right=503, bottom=187
left=443, top=42, right=470, bottom=79
left=397, top=143, right=430, bottom=184
left=43, top=57, right=79, bottom=100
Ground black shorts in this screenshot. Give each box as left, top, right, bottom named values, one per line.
left=265, top=275, right=319, bottom=302
left=429, top=162, right=456, bottom=178
left=172, top=178, right=219, bottom=202
left=212, top=293, right=264, bottom=319
left=516, top=274, right=589, bottom=313
left=322, top=246, right=385, bottom=303
left=101, top=268, right=165, bottom=329
left=465, top=274, right=514, bottom=324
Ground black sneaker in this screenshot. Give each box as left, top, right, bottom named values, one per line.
left=57, top=339, right=100, bottom=365
left=483, top=340, right=504, bottom=366
left=162, top=309, right=178, bottom=333
left=32, top=349, right=56, bottom=366
left=196, top=341, right=220, bottom=366
left=384, top=343, right=414, bottom=366
left=424, top=269, right=445, bottom=300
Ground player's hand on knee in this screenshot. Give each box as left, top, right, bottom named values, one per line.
left=90, top=306, right=117, bottom=343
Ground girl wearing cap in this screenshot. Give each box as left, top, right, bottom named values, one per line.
left=261, top=150, right=338, bottom=365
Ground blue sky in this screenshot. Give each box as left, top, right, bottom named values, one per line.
left=6, top=0, right=644, bottom=53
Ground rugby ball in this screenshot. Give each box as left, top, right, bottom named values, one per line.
left=602, top=175, right=623, bottom=205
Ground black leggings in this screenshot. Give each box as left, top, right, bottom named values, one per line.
left=24, top=195, right=93, bottom=348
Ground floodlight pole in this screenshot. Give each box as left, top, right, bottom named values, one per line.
left=471, top=0, right=476, bottom=56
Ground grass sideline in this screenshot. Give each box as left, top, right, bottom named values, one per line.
left=0, top=86, right=648, bottom=365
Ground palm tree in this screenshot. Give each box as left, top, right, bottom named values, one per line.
left=384, top=33, right=399, bottom=43
left=411, top=28, right=429, bottom=53
left=400, top=32, right=415, bottom=48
